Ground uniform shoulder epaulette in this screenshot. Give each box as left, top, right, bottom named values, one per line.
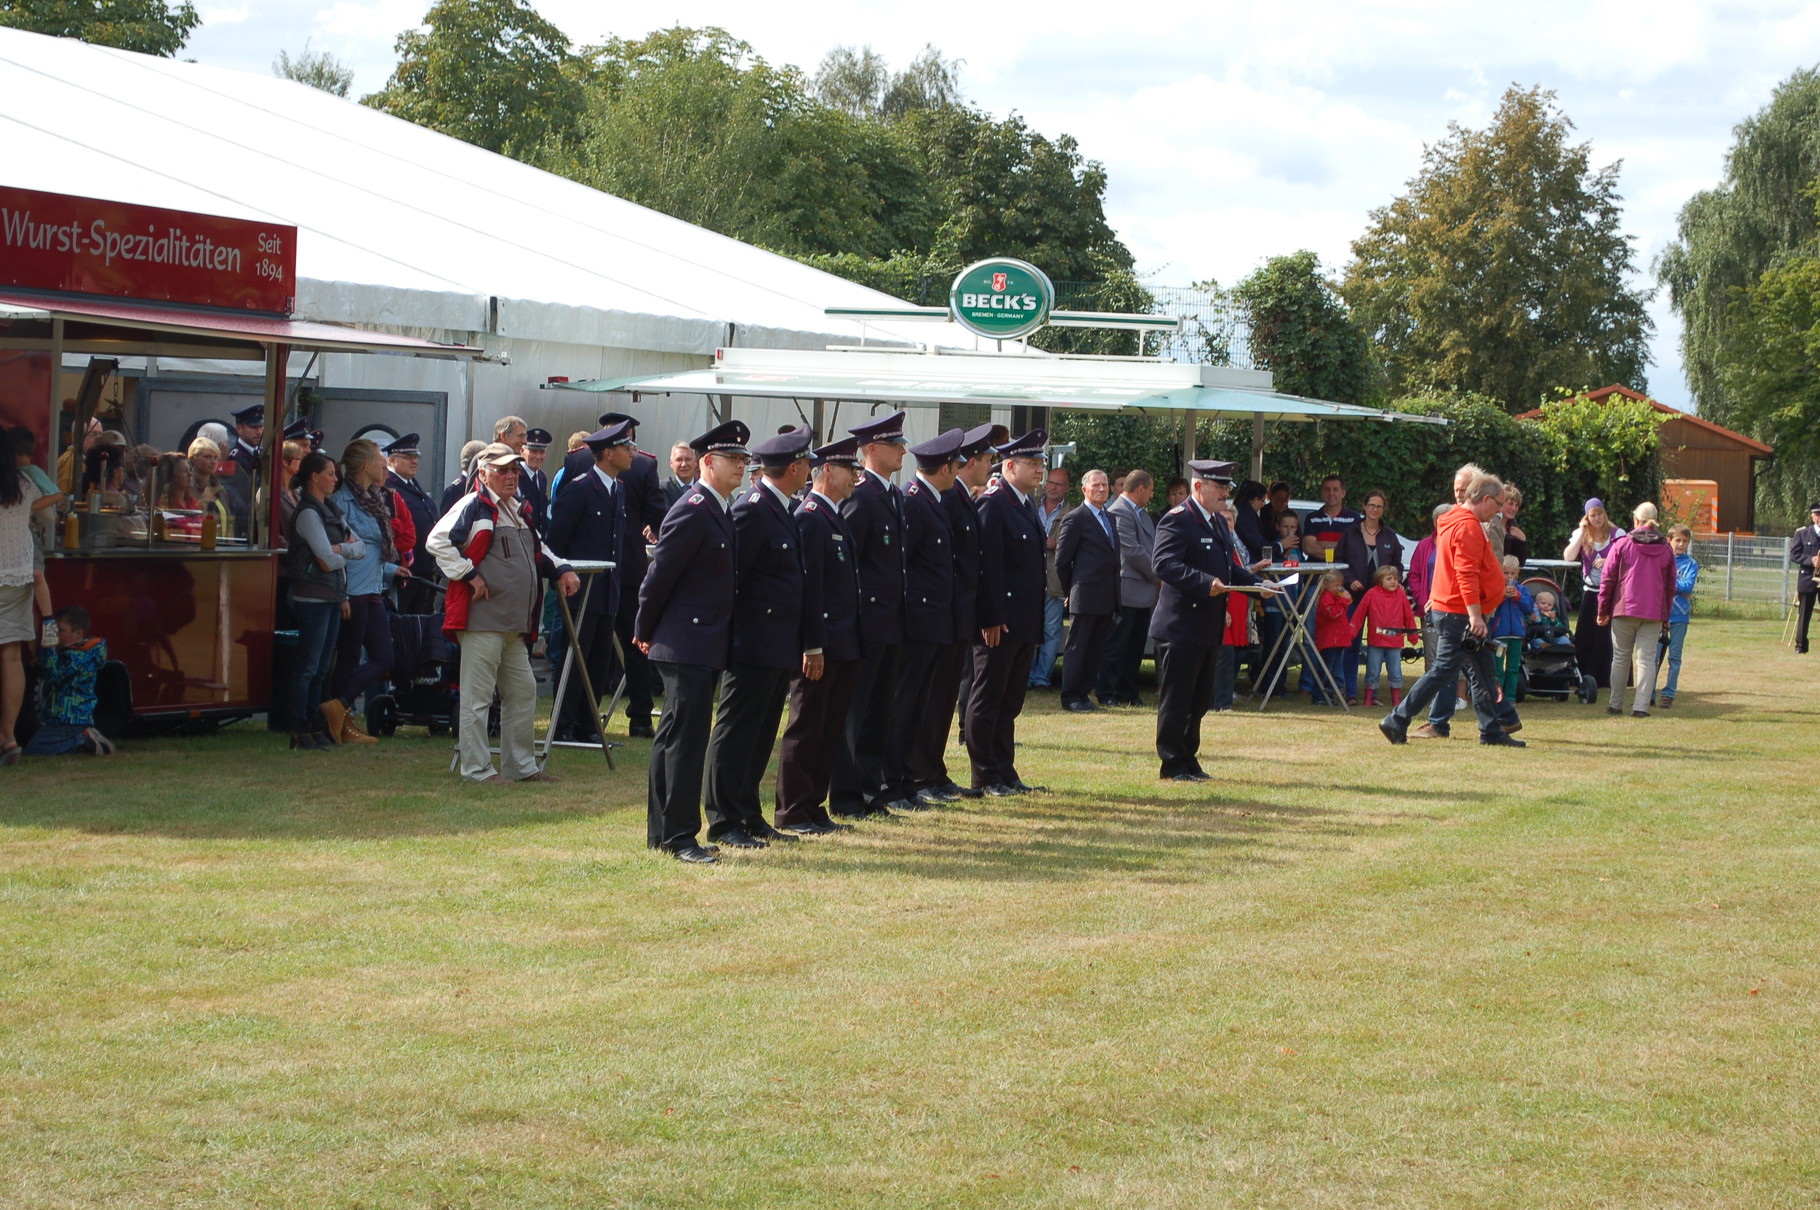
left=983, top=482, right=1003, bottom=495
left=689, top=493, right=705, bottom=506
left=802, top=498, right=820, bottom=512
left=1168, top=504, right=1186, bottom=515
left=906, top=481, right=922, bottom=495
left=747, top=491, right=762, bottom=504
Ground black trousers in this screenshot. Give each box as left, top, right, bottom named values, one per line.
left=892, top=639, right=943, bottom=797
left=1097, top=604, right=1153, bottom=703
left=555, top=609, right=615, bottom=740
left=831, top=640, right=902, bottom=811
left=965, top=640, right=1035, bottom=788
left=1060, top=609, right=1114, bottom=706
left=647, top=660, right=719, bottom=851
left=775, top=660, right=861, bottom=827
left=911, top=640, right=967, bottom=790
left=1155, top=638, right=1220, bottom=777
left=1798, top=588, right=1817, bottom=651
left=703, top=662, right=792, bottom=837
left=612, top=583, right=656, bottom=726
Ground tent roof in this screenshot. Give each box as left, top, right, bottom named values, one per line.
left=0, top=28, right=980, bottom=355
left=551, top=347, right=1448, bottom=425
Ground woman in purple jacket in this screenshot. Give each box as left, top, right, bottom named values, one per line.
left=1596, top=502, right=1676, bottom=717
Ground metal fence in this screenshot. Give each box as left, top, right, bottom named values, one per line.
left=1689, top=534, right=1803, bottom=614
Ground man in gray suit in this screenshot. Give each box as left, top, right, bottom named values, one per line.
left=1097, top=469, right=1160, bottom=706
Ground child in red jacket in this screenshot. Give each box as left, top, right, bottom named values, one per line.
left=1312, top=570, right=1354, bottom=706
left=1353, top=563, right=1420, bottom=707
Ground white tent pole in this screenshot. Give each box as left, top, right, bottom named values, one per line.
left=1251, top=413, right=1266, bottom=481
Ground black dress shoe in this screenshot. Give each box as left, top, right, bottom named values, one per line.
left=943, top=782, right=984, bottom=799
left=1164, top=772, right=1203, bottom=782
left=713, top=828, right=769, bottom=849
left=669, top=845, right=718, bottom=864
left=1479, top=731, right=1527, bottom=748
left=1062, top=699, right=1100, bottom=713
left=779, top=822, right=827, bottom=836
left=628, top=722, right=656, bottom=739
left=746, top=819, right=798, bottom=842
left=918, top=785, right=961, bottom=802
left=1011, top=780, right=1046, bottom=793
left=912, top=788, right=951, bottom=808
left=1379, top=715, right=1407, bottom=745
left=885, top=796, right=931, bottom=812
left=981, top=783, right=1022, bottom=797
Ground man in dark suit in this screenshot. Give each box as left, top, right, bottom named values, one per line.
left=1098, top=469, right=1159, bottom=706
left=1793, top=502, right=1820, bottom=654
left=1055, top=467, right=1122, bottom=713
left=522, top=427, right=554, bottom=530
left=701, top=426, right=815, bottom=849
left=561, top=411, right=667, bottom=738
left=830, top=410, right=909, bottom=819
left=1150, top=460, right=1273, bottom=781
left=634, top=420, right=750, bottom=865
left=219, top=403, right=263, bottom=533
left=383, top=433, right=440, bottom=614
left=774, top=436, right=865, bottom=836
left=892, top=428, right=967, bottom=808
left=662, top=442, right=697, bottom=511
left=546, top=420, right=632, bottom=743
left=965, top=429, right=1049, bottom=797
left=909, top=423, right=994, bottom=804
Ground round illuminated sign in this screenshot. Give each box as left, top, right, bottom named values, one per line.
left=948, top=258, right=1054, bottom=341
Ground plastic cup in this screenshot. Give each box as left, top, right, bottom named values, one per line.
left=1323, top=547, right=1334, bottom=562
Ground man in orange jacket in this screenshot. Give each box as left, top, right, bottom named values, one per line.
left=1379, top=473, right=1527, bottom=747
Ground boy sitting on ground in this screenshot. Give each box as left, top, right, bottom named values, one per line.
left=24, top=605, right=115, bottom=757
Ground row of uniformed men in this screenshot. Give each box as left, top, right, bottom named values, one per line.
left=545, top=408, right=1275, bottom=863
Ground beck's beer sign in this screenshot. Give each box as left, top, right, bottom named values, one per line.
left=948, top=257, right=1054, bottom=341
left=0, top=185, right=296, bottom=313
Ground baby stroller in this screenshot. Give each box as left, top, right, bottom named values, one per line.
left=1517, top=577, right=1597, bottom=704
left=363, top=583, right=461, bottom=737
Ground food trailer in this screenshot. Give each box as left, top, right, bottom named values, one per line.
left=1, top=186, right=476, bottom=727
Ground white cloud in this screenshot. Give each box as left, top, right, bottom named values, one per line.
left=200, top=4, right=252, bottom=25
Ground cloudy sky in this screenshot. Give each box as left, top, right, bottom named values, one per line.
left=181, top=1, right=1820, bottom=410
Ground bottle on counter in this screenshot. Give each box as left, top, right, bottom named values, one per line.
left=63, top=512, right=81, bottom=550
left=200, top=512, right=218, bottom=551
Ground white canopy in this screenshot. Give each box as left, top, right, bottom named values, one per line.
left=0, top=27, right=981, bottom=355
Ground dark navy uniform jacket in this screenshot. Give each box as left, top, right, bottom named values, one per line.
left=560, top=448, right=664, bottom=586
left=1055, top=502, right=1122, bottom=617
left=635, top=482, right=736, bottom=670
left=797, top=492, right=862, bottom=663
left=387, top=469, right=437, bottom=572
left=942, top=483, right=981, bottom=642
left=730, top=480, right=806, bottom=671
left=545, top=465, right=623, bottom=617
left=1149, top=500, right=1260, bottom=644
left=841, top=469, right=906, bottom=646
left=975, top=482, right=1045, bottom=645
left=1793, top=526, right=1820, bottom=592
left=902, top=475, right=956, bottom=645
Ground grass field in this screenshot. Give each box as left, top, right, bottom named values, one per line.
left=3, top=618, right=1817, bottom=1208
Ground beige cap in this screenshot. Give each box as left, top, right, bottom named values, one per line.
left=1632, top=501, right=1659, bottom=524
left=475, top=441, right=521, bottom=470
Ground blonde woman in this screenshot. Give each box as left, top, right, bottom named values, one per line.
left=187, top=436, right=233, bottom=537
left=322, top=439, right=397, bottom=744
left=1564, top=498, right=1626, bottom=689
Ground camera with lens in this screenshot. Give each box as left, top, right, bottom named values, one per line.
left=1459, top=632, right=1488, bottom=653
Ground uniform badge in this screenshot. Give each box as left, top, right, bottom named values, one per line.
left=689, top=495, right=705, bottom=506
left=748, top=492, right=762, bottom=503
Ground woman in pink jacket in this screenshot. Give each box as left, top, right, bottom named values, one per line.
left=1596, top=502, right=1677, bottom=717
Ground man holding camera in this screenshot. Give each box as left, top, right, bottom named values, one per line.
left=1378, top=473, right=1526, bottom=748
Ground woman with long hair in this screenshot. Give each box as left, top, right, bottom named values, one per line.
left=284, top=450, right=361, bottom=750
left=1565, top=498, right=1626, bottom=688
left=1, top=450, right=56, bottom=765
left=323, top=439, right=397, bottom=745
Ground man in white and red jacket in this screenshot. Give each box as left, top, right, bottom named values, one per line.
left=428, top=442, right=578, bottom=784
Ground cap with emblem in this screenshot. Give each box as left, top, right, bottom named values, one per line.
left=475, top=442, right=522, bottom=470
left=811, top=435, right=862, bottom=468
left=381, top=432, right=421, bottom=456
left=993, top=428, right=1047, bottom=461
left=958, top=423, right=997, bottom=460
left=910, top=427, right=966, bottom=469
left=751, top=424, right=813, bottom=468
left=596, top=410, right=639, bottom=429
left=1187, top=459, right=1237, bottom=484
left=524, top=427, right=553, bottom=450
left=690, top=419, right=751, bottom=458
left=282, top=419, right=324, bottom=450
left=849, top=410, right=908, bottom=446
left=583, top=420, right=635, bottom=452
left=1809, top=501, right=1820, bottom=514
left=231, top=404, right=264, bottom=426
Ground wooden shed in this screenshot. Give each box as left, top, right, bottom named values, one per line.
left=1520, top=385, right=1773, bottom=534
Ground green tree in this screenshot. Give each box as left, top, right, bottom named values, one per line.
left=1233, top=250, right=1378, bottom=404
left=812, top=43, right=961, bottom=122
left=274, top=42, right=353, bottom=98
left=363, top=0, right=583, bottom=157
left=1657, top=68, right=1820, bottom=525
left=0, top=0, right=198, bottom=56
left=1343, top=85, right=1653, bottom=412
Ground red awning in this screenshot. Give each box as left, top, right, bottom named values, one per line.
left=0, top=290, right=479, bottom=357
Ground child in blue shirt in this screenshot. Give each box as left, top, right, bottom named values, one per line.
left=1660, top=524, right=1700, bottom=707
left=24, top=605, right=115, bottom=756
left=1490, top=556, right=1536, bottom=704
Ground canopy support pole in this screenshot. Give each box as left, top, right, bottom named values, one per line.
left=812, top=398, right=825, bottom=443
left=261, top=343, right=287, bottom=548
left=1181, top=409, right=1197, bottom=466
left=1251, top=413, right=1266, bottom=482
